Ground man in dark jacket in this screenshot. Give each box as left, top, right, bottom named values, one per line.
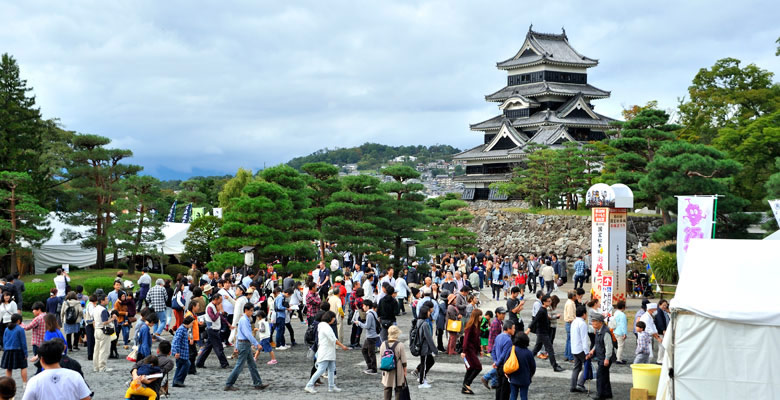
left=527, top=295, right=564, bottom=372
left=377, top=284, right=398, bottom=342
left=588, top=314, right=616, bottom=399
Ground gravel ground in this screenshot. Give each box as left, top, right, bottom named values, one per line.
left=12, top=281, right=645, bottom=399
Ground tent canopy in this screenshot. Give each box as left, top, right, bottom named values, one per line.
left=30, top=214, right=190, bottom=274
left=764, top=230, right=780, bottom=240
left=672, top=239, right=780, bottom=326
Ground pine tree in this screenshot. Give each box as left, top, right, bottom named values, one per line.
left=420, top=196, right=476, bottom=254
left=63, top=134, right=141, bottom=269
left=260, top=165, right=316, bottom=265
left=301, top=162, right=340, bottom=262
left=379, top=165, right=426, bottom=267
left=553, top=142, right=587, bottom=209
left=218, top=168, right=253, bottom=209
left=323, top=175, right=390, bottom=264
left=110, top=175, right=165, bottom=273
left=183, top=215, right=223, bottom=264
left=0, top=172, right=51, bottom=274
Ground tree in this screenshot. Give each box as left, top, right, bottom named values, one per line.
left=420, top=196, right=476, bottom=254
left=602, top=109, right=679, bottom=222
left=301, top=162, right=340, bottom=261
left=260, top=165, right=316, bottom=264
left=766, top=158, right=780, bottom=199
left=63, top=134, right=141, bottom=269
left=712, top=111, right=780, bottom=208
left=183, top=215, right=222, bottom=264
left=210, top=181, right=293, bottom=269
left=639, top=141, right=752, bottom=239
left=0, top=172, right=50, bottom=274
left=553, top=142, right=587, bottom=209
left=494, top=144, right=559, bottom=208
left=379, top=165, right=426, bottom=266
left=678, top=58, right=779, bottom=143
left=110, top=175, right=164, bottom=273
left=323, top=175, right=390, bottom=263
left=622, top=100, right=659, bottom=121
left=218, top=168, right=253, bottom=209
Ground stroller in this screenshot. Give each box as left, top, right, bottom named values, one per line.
left=634, top=273, right=654, bottom=298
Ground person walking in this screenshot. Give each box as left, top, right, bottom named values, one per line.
left=224, top=303, right=270, bottom=391
left=83, top=295, right=97, bottom=361
left=147, top=279, right=168, bottom=336
left=573, top=256, right=586, bottom=290
left=0, top=291, right=17, bottom=351
left=445, top=294, right=460, bottom=355
left=377, top=284, right=398, bottom=343
left=380, top=325, right=408, bottom=400
left=506, top=333, right=536, bottom=400
left=303, top=311, right=349, bottom=394
left=569, top=305, right=589, bottom=393
left=563, top=291, right=576, bottom=362
left=414, top=305, right=437, bottom=389
left=171, top=316, right=194, bottom=387
left=588, top=314, right=616, bottom=399
left=357, top=300, right=380, bottom=375
left=461, top=309, right=483, bottom=394
left=1, top=314, right=27, bottom=385
left=540, top=262, right=555, bottom=296
left=491, top=320, right=516, bottom=400
left=527, top=295, right=564, bottom=372
left=613, top=300, right=628, bottom=364
left=60, top=292, right=82, bottom=353
left=195, top=294, right=231, bottom=369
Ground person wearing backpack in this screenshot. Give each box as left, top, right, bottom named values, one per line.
left=356, top=299, right=380, bottom=375
left=379, top=325, right=407, bottom=400
left=60, top=292, right=82, bottom=353
left=413, top=305, right=437, bottom=389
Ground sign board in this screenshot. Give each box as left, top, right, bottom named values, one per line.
left=608, top=208, right=627, bottom=302
left=591, top=208, right=609, bottom=297
left=62, top=264, right=70, bottom=273
left=600, top=270, right=614, bottom=315
left=586, top=183, right=634, bottom=209
left=676, top=196, right=715, bottom=275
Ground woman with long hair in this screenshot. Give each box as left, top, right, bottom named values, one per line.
left=549, top=295, right=561, bottom=345
left=461, top=308, right=483, bottom=394
left=43, top=313, right=66, bottom=354
left=586, top=297, right=601, bottom=348
left=115, top=291, right=132, bottom=349
left=60, top=291, right=82, bottom=352
left=0, top=292, right=17, bottom=351
left=172, top=281, right=185, bottom=330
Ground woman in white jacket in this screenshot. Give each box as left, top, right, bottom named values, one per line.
left=304, top=311, right=349, bottom=394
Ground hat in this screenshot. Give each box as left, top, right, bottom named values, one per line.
left=495, top=307, right=507, bottom=314
left=412, top=261, right=419, bottom=266
left=447, top=293, right=457, bottom=304
left=473, top=267, right=479, bottom=272
left=647, top=303, right=658, bottom=311
left=236, top=284, right=246, bottom=293
left=246, top=287, right=255, bottom=294
left=335, top=276, right=343, bottom=282
left=592, top=314, right=605, bottom=322
left=202, top=284, right=213, bottom=293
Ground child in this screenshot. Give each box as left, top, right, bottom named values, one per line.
left=502, top=276, right=511, bottom=300
left=171, top=316, right=194, bottom=387
left=517, top=272, right=527, bottom=297
left=634, top=321, right=651, bottom=364
left=479, top=311, right=492, bottom=354
left=1, top=314, right=27, bottom=384
left=0, top=376, right=15, bottom=400
left=126, top=355, right=162, bottom=400
left=136, top=313, right=158, bottom=360
left=253, top=311, right=277, bottom=365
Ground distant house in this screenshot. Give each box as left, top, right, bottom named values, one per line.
left=392, top=155, right=417, bottom=163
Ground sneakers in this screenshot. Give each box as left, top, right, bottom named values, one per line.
left=304, top=386, right=317, bottom=394
left=328, top=387, right=342, bottom=392
left=418, top=382, right=432, bottom=389
left=277, top=345, right=289, bottom=351
left=363, top=369, right=378, bottom=375
left=411, top=369, right=419, bottom=378
left=267, top=359, right=278, bottom=365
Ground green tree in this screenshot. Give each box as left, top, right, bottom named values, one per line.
left=323, top=175, right=390, bottom=263
left=183, top=215, right=222, bottom=264
left=110, top=175, right=164, bottom=273
left=712, top=111, right=780, bottom=208
left=420, top=196, right=476, bottom=254
left=766, top=158, right=780, bottom=199
left=301, top=162, right=340, bottom=261
left=63, top=134, right=141, bottom=269
left=218, top=168, right=253, bottom=209
left=0, top=172, right=51, bottom=274
left=379, top=165, right=426, bottom=266
left=678, top=58, right=779, bottom=143
left=553, top=142, right=587, bottom=209
left=260, top=165, right=316, bottom=264
left=602, top=109, right=679, bottom=222
left=210, top=181, right=293, bottom=269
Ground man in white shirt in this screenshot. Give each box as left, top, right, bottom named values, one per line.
left=92, top=295, right=115, bottom=373
left=23, top=339, right=92, bottom=400
left=569, top=305, right=590, bottom=393
left=53, top=269, right=70, bottom=298
left=639, top=303, right=661, bottom=358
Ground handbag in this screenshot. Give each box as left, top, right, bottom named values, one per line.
left=502, top=346, right=519, bottom=375
left=399, top=378, right=411, bottom=400
left=306, top=347, right=316, bottom=361
left=446, top=319, right=462, bottom=333
left=102, top=325, right=116, bottom=336
left=126, top=346, right=138, bottom=362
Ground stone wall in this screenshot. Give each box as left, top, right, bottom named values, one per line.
left=465, top=208, right=663, bottom=258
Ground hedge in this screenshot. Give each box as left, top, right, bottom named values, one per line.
left=164, top=264, right=190, bottom=279
left=21, top=274, right=172, bottom=311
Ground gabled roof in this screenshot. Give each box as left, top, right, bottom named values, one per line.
left=471, top=108, right=615, bottom=132
left=556, top=93, right=599, bottom=119
left=525, top=125, right=578, bottom=146
left=498, top=95, right=539, bottom=111
left=497, top=27, right=598, bottom=70
left=484, top=120, right=530, bottom=151
left=485, top=82, right=610, bottom=102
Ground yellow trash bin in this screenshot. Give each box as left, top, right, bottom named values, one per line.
left=630, top=363, right=662, bottom=396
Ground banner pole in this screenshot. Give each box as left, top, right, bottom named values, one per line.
left=711, top=195, right=719, bottom=239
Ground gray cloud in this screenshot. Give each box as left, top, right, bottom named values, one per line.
left=2, top=0, right=778, bottom=178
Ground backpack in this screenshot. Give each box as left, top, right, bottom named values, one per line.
left=65, top=304, right=78, bottom=325
left=172, top=291, right=184, bottom=311
left=454, top=334, right=464, bottom=354
left=379, top=342, right=399, bottom=371
left=409, top=320, right=423, bottom=357
left=304, top=322, right=318, bottom=345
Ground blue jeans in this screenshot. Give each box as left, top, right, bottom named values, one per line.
left=483, top=368, right=498, bottom=388
left=155, top=311, right=167, bottom=335
left=225, top=341, right=263, bottom=387
left=306, top=359, right=336, bottom=389
left=564, top=322, right=573, bottom=360
left=509, top=383, right=528, bottom=400
left=173, top=358, right=190, bottom=385
left=275, top=317, right=286, bottom=347
left=121, top=324, right=130, bottom=345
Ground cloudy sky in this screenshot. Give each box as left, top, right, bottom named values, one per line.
left=2, top=1, right=778, bottom=179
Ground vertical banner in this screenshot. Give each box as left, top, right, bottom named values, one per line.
left=769, top=199, right=780, bottom=227
left=608, top=208, right=627, bottom=302
left=166, top=200, right=178, bottom=222
left=676, top=196, right=715, bottom=275
left=600, top=270, right=614, bottom=316
left=591, top=207, right=610, bottom=298
left=181, top=203, right=193, bottom=223
left=191, top=207, right=205, bottom=220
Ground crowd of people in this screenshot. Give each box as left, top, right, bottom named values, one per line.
left=0, top=247, right=671, bottom=399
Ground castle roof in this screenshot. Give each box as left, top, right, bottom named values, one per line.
left=496, top=27, right=598, bottom=70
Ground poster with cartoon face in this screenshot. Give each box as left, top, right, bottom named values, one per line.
left=676, top=196, right=715, bottom=275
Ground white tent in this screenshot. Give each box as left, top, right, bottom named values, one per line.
left=31, top=214, right=190, bottom=274
left=657, top=239, right=780, bottom=399
left=764, top=230, right=780, bottom=240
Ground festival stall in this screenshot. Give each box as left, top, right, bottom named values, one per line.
left=30, top=213, right=190, bottom=274
left=656, top=239, right=780, bottom=399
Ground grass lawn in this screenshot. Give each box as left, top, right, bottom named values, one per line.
left=502, top=207, right=661, bottom=218
left=19, top=269, right=170, bottom=284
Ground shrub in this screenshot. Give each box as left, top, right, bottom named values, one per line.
left=164, top=264, right=190, bottom=279
left=82, top=277, right=119, bottom=295
left=649, top=250, right=678, bottom=284
left=22, top=282, right=55, bottom=311
left=285, top=261, right=316, bottom=279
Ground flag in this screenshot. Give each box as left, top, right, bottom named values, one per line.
left=166, top=200, right=178, bottom=222
left=650, top=273, right=655, bottom=282
left=646, top=264, right=651, bottom=271
left=676, top=196, right=716, bottom=275
left=641, top=252, right=647, bottom=260
left=181, top=203, right=193, bottom=223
